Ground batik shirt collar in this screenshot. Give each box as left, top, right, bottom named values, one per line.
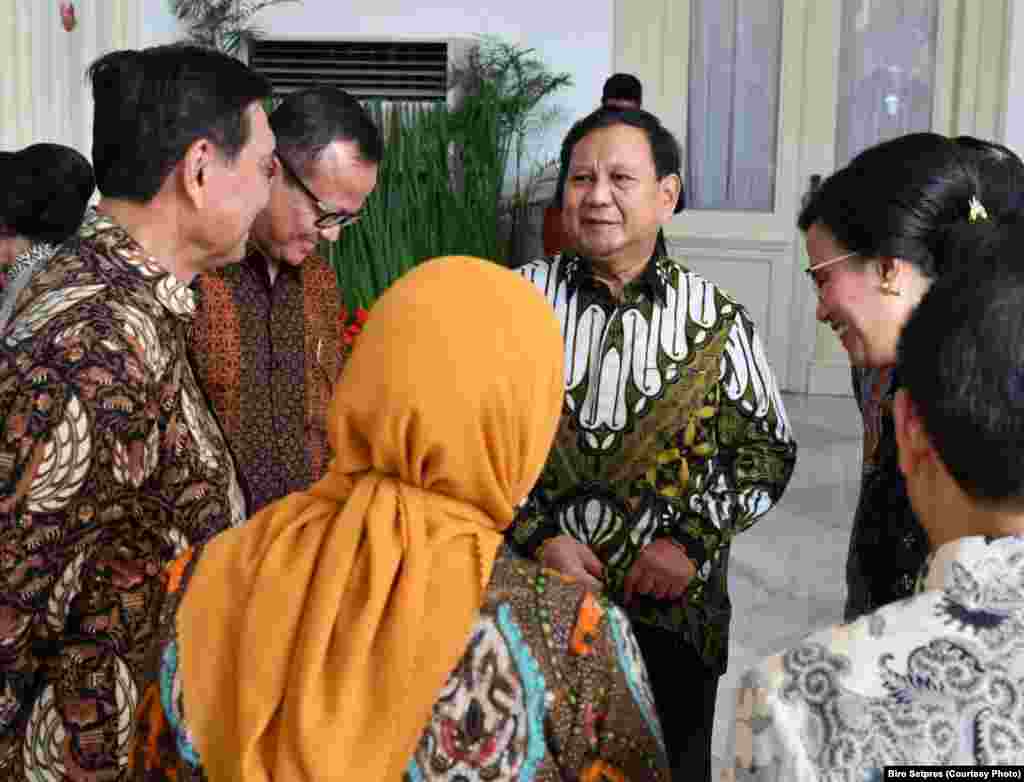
left=241, top=241, right=304, bottom=289
left=562, top=251, right=670, bottom=306
left=81, top=208, right=196, bottom=319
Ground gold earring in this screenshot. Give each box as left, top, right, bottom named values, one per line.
left=880, top=279, right=901, bottom=296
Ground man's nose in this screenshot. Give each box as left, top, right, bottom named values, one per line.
left=585, top=174, right=612, bottom=204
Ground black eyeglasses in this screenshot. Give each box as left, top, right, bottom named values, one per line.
left=275, top=152, right=362, bottom=230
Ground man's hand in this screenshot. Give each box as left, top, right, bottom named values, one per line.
left=623, top=538, right=696, bottom=604
left=537, top=534, right=605, bottom=593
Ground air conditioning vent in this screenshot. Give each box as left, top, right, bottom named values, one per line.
left=249, top=40, right=449, bottom=101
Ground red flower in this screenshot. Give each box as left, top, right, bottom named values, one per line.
left=337, top=305, right=368, bottom=356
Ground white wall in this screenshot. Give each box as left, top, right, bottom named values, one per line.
left=0, top=0, right=145, bottom=156
left=140, top=3, right=184, bottom=47
left=16, top=1, right=1024, bottom=166
left=134, top=0, right=606, bottom=173
left=1006, top=0, right=1024, bottom=154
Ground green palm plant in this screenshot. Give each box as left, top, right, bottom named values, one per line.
left=169, top=0, right=300, bottom=55
left=327, top=98, right=508, bottom=313
left=327, top=39, right=571, bottom=313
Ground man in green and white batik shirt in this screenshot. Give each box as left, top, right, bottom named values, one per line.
left=508, top=107, right=797, bottom=782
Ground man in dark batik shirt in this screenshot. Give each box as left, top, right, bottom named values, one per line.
left=189, top=87, right=381, bottom=513
left=0, top=45, right=275, bottom=781
left=509, top=108, right=796, bottom=781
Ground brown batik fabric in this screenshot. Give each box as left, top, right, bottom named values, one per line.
left=0, top=209, right=247, bottom=781
left=189, top=249, right=343, bottom=514
left=128, top=546, right=670, bottom=782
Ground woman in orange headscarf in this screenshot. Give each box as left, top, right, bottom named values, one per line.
left=129, top=256, right=669, bottom=782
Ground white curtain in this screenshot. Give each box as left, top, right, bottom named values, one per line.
left=835, top=0, right=938, bottom=167
left=686, top=0, right=782, bottom=212
left=0, top=0, right=142, bottom=161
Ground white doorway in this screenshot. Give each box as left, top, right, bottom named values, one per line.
left=615, top=0, right=1011, bottom=394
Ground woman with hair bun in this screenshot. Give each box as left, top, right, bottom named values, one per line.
left=734, top=226, right=1024, bottom=779
left=799, top=132, right=1024, bottom=622
left=0, top=143, right=95, bottom=330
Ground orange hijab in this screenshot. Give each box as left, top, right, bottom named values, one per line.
left=176, top=257, right=565, bottom=781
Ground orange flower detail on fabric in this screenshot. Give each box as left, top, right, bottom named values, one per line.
left=570, top=591, right=605, bottom=656
left=134, top=683, right=177, bottom=778
left=165, top=548, right=194, bottom=595
left=541, top=566, right=578, bottom=585
left=581, top=759, right=628, bottom=782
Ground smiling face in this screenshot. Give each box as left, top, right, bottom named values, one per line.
left=806, top=221, right=930, bottom=368
left=562, top=123, right=678, bottom=273
left=252, top=138, right=378, bottom=267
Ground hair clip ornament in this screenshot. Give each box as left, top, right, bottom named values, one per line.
left=969, top=196, right=989, bottom=223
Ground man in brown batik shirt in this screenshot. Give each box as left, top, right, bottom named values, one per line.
left=189, top=87, right=380, bottom=512
left=0, top=45, right=274, bottom=780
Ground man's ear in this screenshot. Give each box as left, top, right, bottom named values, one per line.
left=658, top=173, right=682, bottom=220
left=181, top=137, right=214, bottom=210
left=894, top=388, right=932, bottom=479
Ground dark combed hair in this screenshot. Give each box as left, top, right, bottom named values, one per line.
left=601, top=73, right=643, bottom=106
left=798, top=132, right=1024, bottom=280
left=953, top=136, right=1024, bottom=220
left=899, top=220, right=1024, bottom=505
left=0, top=144, right=95, bottom=244
left=556, top=107, right=681, bottom=205
left=271, top=86, right=383, bottom=174
left=88, top=44, right=271, bottom=202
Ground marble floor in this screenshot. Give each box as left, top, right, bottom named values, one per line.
left=710, top=391, right=863, bottom=779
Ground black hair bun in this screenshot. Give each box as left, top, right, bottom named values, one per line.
left=0, top=143, right=95, bottom=244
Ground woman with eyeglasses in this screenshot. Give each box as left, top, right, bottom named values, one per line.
left=800, top=132, right=1024, bottom=622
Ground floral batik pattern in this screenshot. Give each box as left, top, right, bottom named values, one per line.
left=407, top=604, right=548, bottom=781
left=190, top=249, right=345, bottom=513
left=733, top=535, right=1024, bottom=781
left=0, top=210, right=246, bottom=781
left=127, top=547, right=670, bottom=781
left=508, top=253, right=797, bottom=671
left=0, top=239, right=59, bottom=332
left=130, top=546, right=205, bottom=782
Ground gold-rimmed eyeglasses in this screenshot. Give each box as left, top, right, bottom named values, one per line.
left=805, top=251, right=857, bottom=298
